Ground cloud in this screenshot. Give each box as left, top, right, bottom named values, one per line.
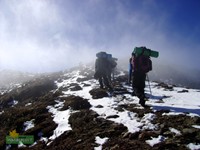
left=0, top=0, right=199, bottom=73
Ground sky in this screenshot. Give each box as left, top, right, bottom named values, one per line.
left=0, top=0, right=200, bottom=73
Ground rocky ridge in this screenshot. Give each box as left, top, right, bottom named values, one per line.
left=0, top=65, right=199, bottom=150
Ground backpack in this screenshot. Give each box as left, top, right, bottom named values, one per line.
left=95, top=57, right=109, bottom=74
left=96, top=51, right=107, bottom=58
left=132, top=55, right=152, bottom=73
left=109, top=58, right=117, bottom=69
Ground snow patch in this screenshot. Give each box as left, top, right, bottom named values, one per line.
left=187, top=143, right=200, bottom=150
left=25, top=103, right=32, bottom=106
left=47, top=101, right=73, bottom=141
left=89, top=98, right=157, bottom=133
left=192, top=125, right=200, bottom=129
left=162, top=112, right=185, bottom=116
left=40, top=137, right=48, bottom=143
left=169, top=127, right=181, bottom=136
left=0, top=111, right=4, bottom=115
left=18, top=141, right=26, bottom=148
left=141, top=113, right=157, bottom=130
left=95, top=136, right=109, bottom=150
left=29, top=142, right=37, bottom=147
left=23, top=119, right=35, bottom=131
left=146, top=135, right=166, bottom=146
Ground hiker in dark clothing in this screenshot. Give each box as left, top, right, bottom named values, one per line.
left=107, top=55, right=117, bottom=83
left=131, top=46, right=157, bottom=107
left=131, top=51, right=149, bottom=107
left=94, top=52, right=113, bottom=91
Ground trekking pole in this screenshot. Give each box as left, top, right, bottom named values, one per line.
left=146, top=74, right=152, bottom=95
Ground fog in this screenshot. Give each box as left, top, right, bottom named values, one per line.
left=0, top=1, right=199, bottom=84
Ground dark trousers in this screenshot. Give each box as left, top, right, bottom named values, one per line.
left=132, top=71, right=146, bottom=101
left=98, top=74, right=112, bottom=90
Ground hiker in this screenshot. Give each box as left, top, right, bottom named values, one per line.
left=94, top=52, right=113, bottom=91
left=131, top=47, right=153, bottom=107
left=107, top=54, right=117, bottom=82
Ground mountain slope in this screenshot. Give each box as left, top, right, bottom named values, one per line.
left=0, top=65, right=200, bottom=150
left=0, top=70, right=37, bottom=88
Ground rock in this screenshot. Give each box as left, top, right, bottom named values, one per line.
left=110, top=144, right=119, bottom=150
left=195, top=132, right=200, bottom=141
left=177, top=89, right=189, bottom=93
left=106, top=115, right=119, bottom=119
left=182, top=128, right=196, bottom=135
left=61, top=95, right=91, bottom=110
left=122, top=132, right=130, bottom=138
left=138, top=131, right=157, bottom=140
left=59, top=86, right=68, bottom=91
left=155, top=99, right=165, bottom=103
left=53, top=89, right=63, bottom=97
left=89, top=88, right=108, bottom=99
left=129, top=132, right=140, bottom=140
left=77, top=77, right=91, bottom=82
left=157, top=82, right=174, bottom=90
left=82, top=83, right=91, bottom=87
left=70, top=85, right=82, bottom=91
left=95, top=105, right=103, bottom=108
left=163, top=131, right=173, bottom=137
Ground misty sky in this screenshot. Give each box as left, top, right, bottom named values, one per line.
left=0, top=0, right=200, bottom=73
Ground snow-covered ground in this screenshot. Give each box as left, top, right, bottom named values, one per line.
left=46, top=69, right=200, bottom=149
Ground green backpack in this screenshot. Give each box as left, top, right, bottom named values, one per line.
left=133, top=47, right=159, bottom=58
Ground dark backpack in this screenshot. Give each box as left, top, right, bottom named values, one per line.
left=133, top=55, right=152, bottom=73
left=109, top=58, right=117, bottom=69
left=95, top=57, right=109, bottom=74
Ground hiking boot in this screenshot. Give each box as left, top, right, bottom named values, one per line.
left=139, top=99, right=146, bottom=107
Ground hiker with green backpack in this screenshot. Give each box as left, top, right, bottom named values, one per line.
left=131, top=46, right=159, bottom=107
